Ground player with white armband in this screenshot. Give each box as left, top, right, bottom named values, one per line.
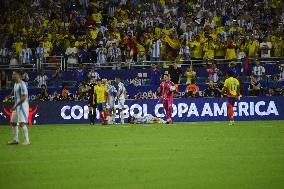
left=8, top=70, right=30, bottom=145
left=115, top=77, right=126, bottom=124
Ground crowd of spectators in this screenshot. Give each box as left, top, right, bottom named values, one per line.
left=0, top=0, right=283, bottom=69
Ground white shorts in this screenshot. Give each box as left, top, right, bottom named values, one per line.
left=107, top=97, right=115, bottom=109
left=117, top=99, right=125, bottom=110
left=11, top=105, right=29, bottom=124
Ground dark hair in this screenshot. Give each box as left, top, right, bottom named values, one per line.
left=227, top=70, right=233, bottom=77
left=13, top=70, right=22, bottom=75
left=128, top=116, right=134, bottom=123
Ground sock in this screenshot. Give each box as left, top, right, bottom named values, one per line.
left=107, top=116, right=112, bottom=124
left=100, top=112, right=105, bottom=123
left=112, top=114, right=116, bottom=123
left=92, top=110, right=96, bottom=124
left=22, top=125, right=30, bottom=143
left=120, top=111, right=124, bottom=124
left=229, top=106, right=234, bottom=121
left=12, top=126, right=19, bottom=142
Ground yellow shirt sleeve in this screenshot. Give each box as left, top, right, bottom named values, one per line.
left=224, top=79, right=228, bottom=88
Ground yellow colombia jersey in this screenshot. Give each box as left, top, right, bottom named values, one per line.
left=224, top=77, right=239, bottom=97
left=94, top=84, right=108, bottom=103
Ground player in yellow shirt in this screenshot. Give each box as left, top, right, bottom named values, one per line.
left=203, top=36, right=215, bottom=60
left=222, top=70, right=240, bottom=126
left=247, top=35, right=259, bottom=57
left=185, top=65, right=196, bottom=84
left=189, top=35, right=203, bottom=59
left=94, top=79, right=108, bottom=124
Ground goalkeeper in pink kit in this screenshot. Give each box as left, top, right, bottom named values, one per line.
left=158, top=74, right=175, bottom=124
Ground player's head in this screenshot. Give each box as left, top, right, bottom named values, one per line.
left=12, top=70, right=21, bottom=82
left=41, top=84, right=47, bottom=90
left=107, top=80, right=112, bottom=85
left=90, top=78, right=95, bottom=84
left=102, top=78, right=107, bottom=84
left=226, top=70, right=233, bottom=78
left=163, top=74, right=170, bottom=81
left=78, top=63, right=83, bottom=69
left=97, top=79, right=102, bottom=85
left=40, top=69, right=45, bottom=75
left=128, top=116, right=135, bottom=124
left=255, top=58, right=260, bottom=66
left=115, top=77, right=121, bottom=84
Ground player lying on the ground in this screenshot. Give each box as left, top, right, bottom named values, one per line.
left=128, top=114, right=166, bottom=124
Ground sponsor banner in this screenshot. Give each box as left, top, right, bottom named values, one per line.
left=0, top=96, right=283, bottom=125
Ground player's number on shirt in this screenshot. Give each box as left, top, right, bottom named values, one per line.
left=230, top=82, right=237, bottom=92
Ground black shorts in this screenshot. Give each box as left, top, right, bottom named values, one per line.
left=88, top=98, right=97, bottom=108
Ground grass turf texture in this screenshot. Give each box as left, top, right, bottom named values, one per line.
left=0, top=121, right=284, bottom=189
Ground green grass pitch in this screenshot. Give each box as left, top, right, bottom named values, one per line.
left=0, top=121, right=284, bottom=189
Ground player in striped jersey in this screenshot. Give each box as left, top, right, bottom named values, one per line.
left=151, top=38, right=162, bottom=61
left=20, top=43, right=32, bottom=64
left=96, top=41, right=107, bottom=64
left=8, top=70, right=30, bottom=145
left=115, top=77, right=126, bottom=124
left=252, top=59, right=265, bottom=81
left=128, top=114, right=166, bottom=124
left=105, top=80, right=117, bottom=124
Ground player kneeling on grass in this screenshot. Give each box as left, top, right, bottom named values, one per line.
left=8, top=70, right=30, bottom=145
left=94, top=79, right=108, bottom=125
left=222, top=70, right=240, bottom=126
left=128, top=114, right=166, bottom=124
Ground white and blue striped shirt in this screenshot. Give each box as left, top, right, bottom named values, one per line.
left=96, top=48, right=107, bottom=63
left=117, top=82, right=126, bottom=100
left=36, top=46, right=47, bottom=57
left=35, top=75, right=48, bottom=88
left=13, top=80, right=29, bottom=107
left=151, top=39, right=162, bottom=58
left=252, top=66, right=265, bottom=81
left=183, top=31, right=194, bottom=43
left=20, top=48, right=32, bottom=64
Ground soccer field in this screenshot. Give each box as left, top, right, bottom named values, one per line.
left=0, top=121, right=284, bottom=189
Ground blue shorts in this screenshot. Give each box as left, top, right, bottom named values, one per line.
left=97, top=102, right=106, bottom=111
left=227, top=97, right=237, bottom=106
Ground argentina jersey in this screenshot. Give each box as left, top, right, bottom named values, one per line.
left=133, top=115, right=154, bottom=124
left=12, top=80, right=29, bottom=123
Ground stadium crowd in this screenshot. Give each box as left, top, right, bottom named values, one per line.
left=0, top=0, right=283, bottom=66
left=0, top=0, right=284, bottom=102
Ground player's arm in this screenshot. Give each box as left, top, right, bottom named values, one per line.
left=237, top=83, right=241, bottom=101
left=157, top=83, right=163, bottom=98
left=13, top=94, right=27, bottom=110
left=221, top=80, right=228, bottom=98
left=116, top=86, right=122, bottom=98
